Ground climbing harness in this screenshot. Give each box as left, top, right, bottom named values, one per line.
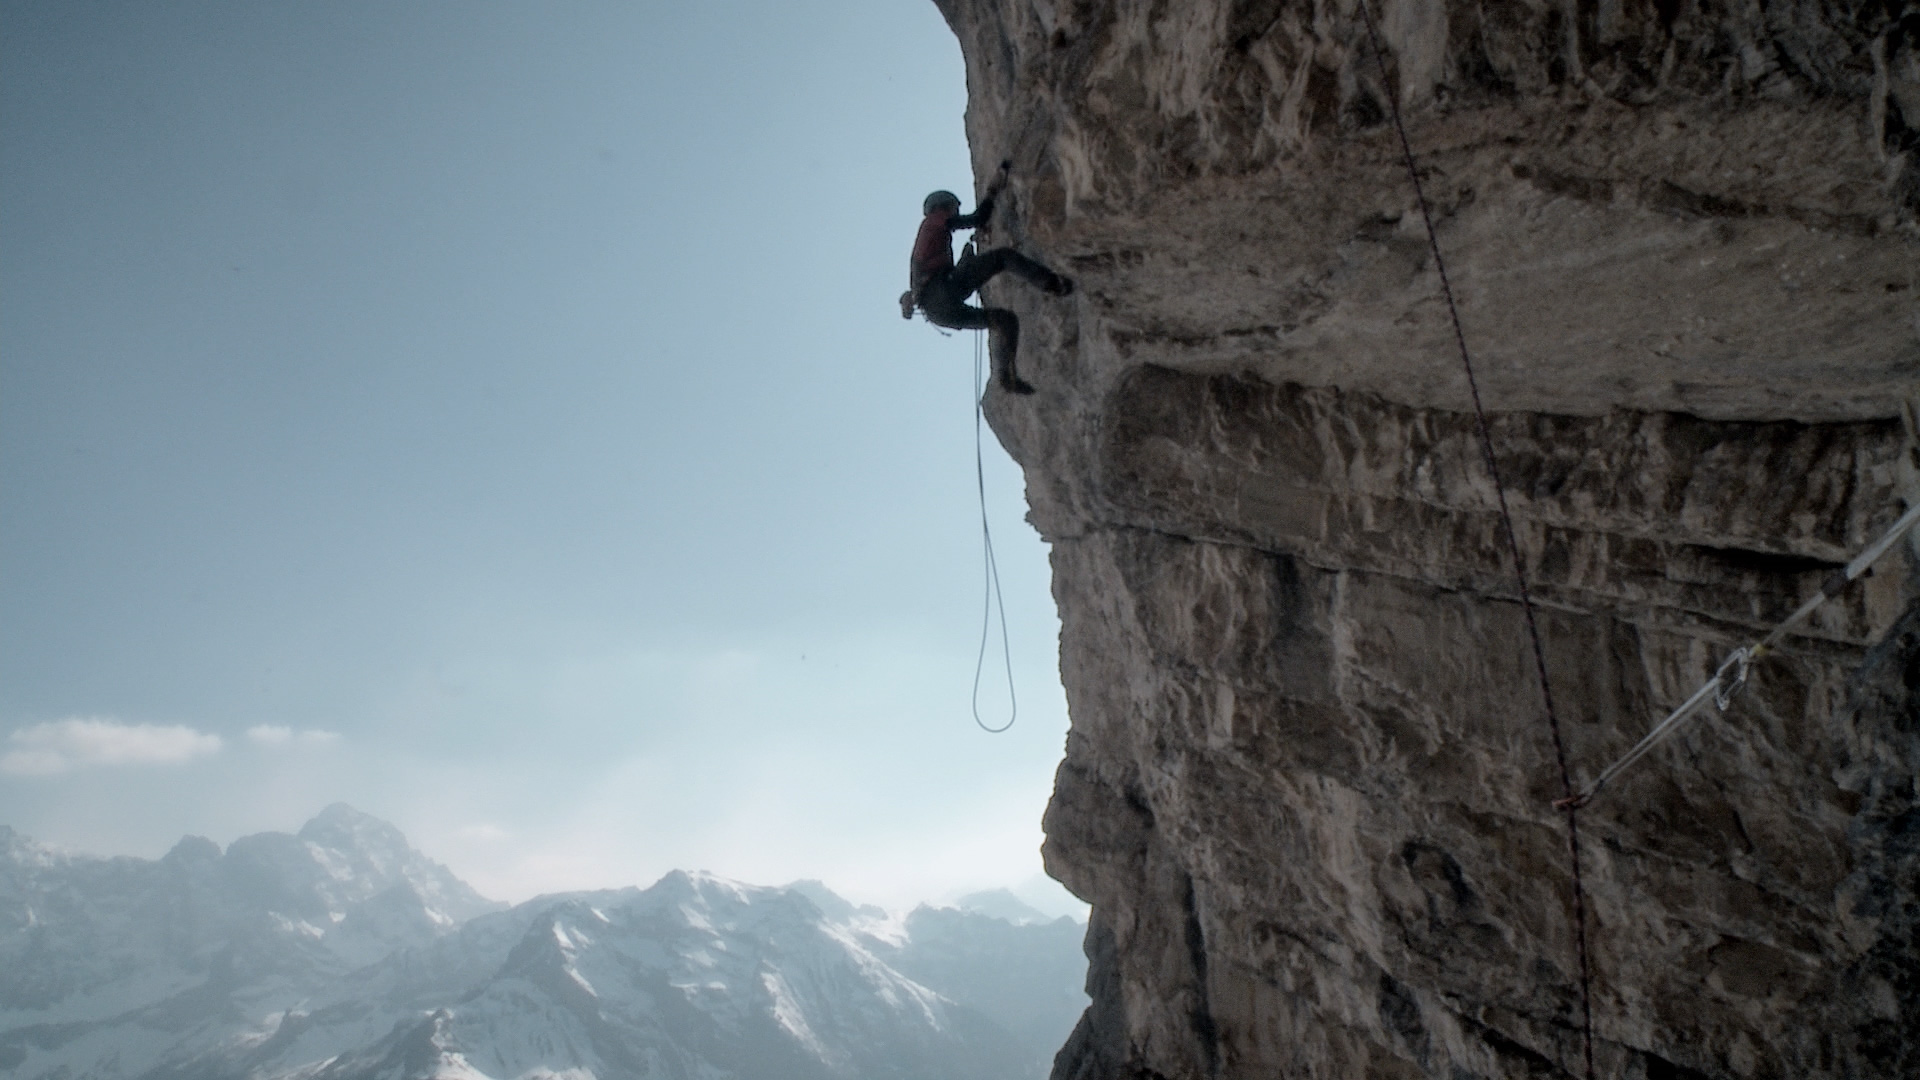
left=1560, top=501, right=1920, bottom=810
left=972, top=325, right=1018, bottom=733
left=1354, top=4, right=1596, bottom=1076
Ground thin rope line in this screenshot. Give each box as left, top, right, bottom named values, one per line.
left=1563, top=499, right=1920, bottom=809
left=1353, top=4, right=1594, bottom=1076
left=972, top=328, right=1017, bottom=733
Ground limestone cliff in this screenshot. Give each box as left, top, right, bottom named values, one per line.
left=929, top=0, right=1920, bottom=1076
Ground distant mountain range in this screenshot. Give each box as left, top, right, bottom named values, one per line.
left=0, top=804, right=1088, bottom=1080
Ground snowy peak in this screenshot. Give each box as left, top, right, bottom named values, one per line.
left=292, top=803, right=498, bottom=924
left=386, top=872, right=1033, bottom=1080
left=952, top=888, right=1053, bottom=925
left=0, top=810, right=501, bottom=1030
left=783, top=879, right=887, bottom=924
left=1, top=819, right=1088, bottom=1080
left=161, top=835, right=221, bottom=865
left=0, top=824, right=60, bottom=870
left=297, top=803, right=414, bottom=866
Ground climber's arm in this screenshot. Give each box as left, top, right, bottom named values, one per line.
left=950, top=161, right=1012, bottom=231
left=949, top=192, right=995, bottom=231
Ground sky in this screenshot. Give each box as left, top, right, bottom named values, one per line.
left=0, top=0, right=1082, bottom=915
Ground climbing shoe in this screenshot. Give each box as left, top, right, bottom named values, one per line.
left=1044, top=274, right=1074, bottom=297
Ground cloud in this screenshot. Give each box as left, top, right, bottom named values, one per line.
left=0, top=718, right=223, bottom=776
left=245, top=725, right=341, bottom=748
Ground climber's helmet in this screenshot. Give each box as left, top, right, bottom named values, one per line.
left=923, top=190, right=962, bottom=216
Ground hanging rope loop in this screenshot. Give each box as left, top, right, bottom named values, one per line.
left=971, top=327, right=1017, bottom=734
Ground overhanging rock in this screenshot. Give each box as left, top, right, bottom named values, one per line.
left=930, top=0, right=1920, bottom=1076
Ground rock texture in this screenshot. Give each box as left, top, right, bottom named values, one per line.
left=928, top=0, right=1920, bottom=1076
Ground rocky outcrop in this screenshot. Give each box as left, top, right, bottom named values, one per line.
left=929, top=0, right=1920, bottom=1076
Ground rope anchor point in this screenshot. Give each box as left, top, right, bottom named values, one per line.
left=1711, top=648, right=1752, bottom=712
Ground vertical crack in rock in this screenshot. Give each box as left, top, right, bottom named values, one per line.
left=934, top=0, right=1920, bottom=1076
left=1181, top=872, right=1222, bottom=1078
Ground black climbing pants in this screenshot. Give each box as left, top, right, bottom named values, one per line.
left=918, top=247, right=1059, bottom=381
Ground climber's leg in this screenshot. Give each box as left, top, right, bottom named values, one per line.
left=918, top=279, right=1035, bottom=396
left=918, top=280, right=990, bottom=333
left=984, top=307, right=1034, bottom=395
left=949, top=248, right=1073, bottom=297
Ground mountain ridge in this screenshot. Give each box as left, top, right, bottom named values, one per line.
left=0, top=808, right=1087, bottom=1080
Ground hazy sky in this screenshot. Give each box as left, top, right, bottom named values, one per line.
left=1, top=1, right=1078, bottom=913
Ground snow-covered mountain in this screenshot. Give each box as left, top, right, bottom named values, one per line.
left=0, top=805, right=499, bottom=1022
left=0, top=809, right=1088, bottom=1080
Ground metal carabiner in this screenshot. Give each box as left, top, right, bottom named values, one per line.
left=1712, top=648, right=1752, bottom=712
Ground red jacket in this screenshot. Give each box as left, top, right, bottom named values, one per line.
left=908, top=197, right=993, bottom=293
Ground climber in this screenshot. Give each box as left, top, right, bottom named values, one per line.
left=901, top=161, right=1073, bottom=395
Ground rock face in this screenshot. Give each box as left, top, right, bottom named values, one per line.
left=928, top=1, right=1920, bottom=1077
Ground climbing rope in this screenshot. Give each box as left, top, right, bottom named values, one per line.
left=1353, top=4, right=1596, bottom=1076
left=972, top=327, right=1018, bottom=733
left=1561, top=500, right=1920, bottom=809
